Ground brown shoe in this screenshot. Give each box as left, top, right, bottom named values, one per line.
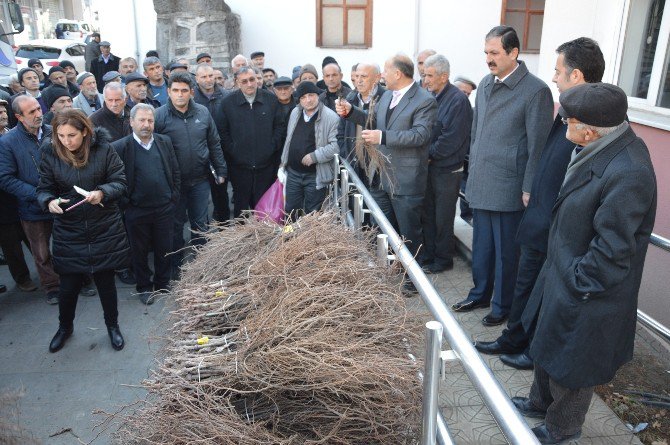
left=17, top=279, right=38, bottom=292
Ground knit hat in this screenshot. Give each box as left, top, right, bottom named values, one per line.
left=196, top=52, right=211, bottom=63
left=59, top=60, right=76, bottom=71
left=76, top=72, right=95, bottom=86
left=299, top=64, right=318, bottom=81
left=250, top=51, right=264, bottom=59
left=48, top=66, right=65, bottom=76
left=322, top=56, right=337, bottom=68
left=291, top=65, right=302, bottom=81
left=295, top=81, right=322, bottom=98
left=27, top=58, right=43, bottom=68
left=42, top=85, right=71, bottom=110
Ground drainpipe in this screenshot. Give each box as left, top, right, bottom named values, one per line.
left=131, top=0, right=140, bottom=65
left=414, top=0, right=421, bottom=59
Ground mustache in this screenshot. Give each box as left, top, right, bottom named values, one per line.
left=488, top=62, right=497, bottom=67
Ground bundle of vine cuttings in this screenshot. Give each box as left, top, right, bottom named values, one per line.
left=114, top=210, right=423, bottom=444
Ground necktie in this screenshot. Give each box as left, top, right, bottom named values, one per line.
left=389, top=90, right=402, bottom=109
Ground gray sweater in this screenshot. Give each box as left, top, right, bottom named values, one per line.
left=466, top=61, right=554, bottom=212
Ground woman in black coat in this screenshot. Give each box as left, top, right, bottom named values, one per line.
left=37, top=109, right=129, bottom=353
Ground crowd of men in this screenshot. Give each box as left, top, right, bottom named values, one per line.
left=0, top=25, right=658, bottom=444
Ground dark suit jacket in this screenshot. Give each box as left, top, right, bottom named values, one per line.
left=347, top=82, right=437, bottom=195
left=90, top=54, right=121, bottom=93
left=528, top=125, right=656, bottom=389
left=111, top=133, right=181, bottom=208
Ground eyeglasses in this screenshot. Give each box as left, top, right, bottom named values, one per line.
left=238, top=78, right=256, bottom=85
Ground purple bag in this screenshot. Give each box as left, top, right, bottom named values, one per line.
left=255, top=179, right=285, bottom=224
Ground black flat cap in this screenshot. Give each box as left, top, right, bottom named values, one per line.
left=273, top=76, right=292, bottom=87
left=124, top=72, right=149, bottom=85
left=250, top=51, right=264, bottom=59
left=559, top=83, right=628, bottom=127
left=295, top=81, right=322, bottom=98
left=196, top=52, right=211, bottom=62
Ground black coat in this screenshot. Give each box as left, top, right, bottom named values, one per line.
left=428, top=82, right=472, bottom=170
left=112, top=133, right=181, bottom=208
left=220, top=88, right=286, bottom=169
left=529, top=126, right=657, bottom=389
left=516, top=115, right=574, bottom=252
left=90, top=104, right=132, bottom=142
left=193, top=85, right=228, bottom=137
left=36, top=128, right=129, bottom=274
left=90, top=54, right=121, bottom=93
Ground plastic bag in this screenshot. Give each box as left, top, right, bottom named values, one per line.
left=255, top=178, right=285, bottom=224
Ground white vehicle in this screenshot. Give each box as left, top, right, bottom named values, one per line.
left=0, top=1, right=24, bottom=86
left=55, top=20, right=94, bottom=41
left=15, top=39, right=86, bottom=73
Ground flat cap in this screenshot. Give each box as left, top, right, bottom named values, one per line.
left=102, top=70, right=121, bottom=82
left=273, top=76, right=292, bottom=87
left=454, top=76, right=477, bottom=91
left=250, top=51, right=264, bottom=59
left=27, top=58, right=42, bottom=67
left=124, top=72, right=149, bottom=85
left=99, top=41, right=111, bottom=47
left=295, top=81, right=322, bottom=98
left=559, top=83, right=628, bottom=128
left=196, top=52, right=211, bottom=62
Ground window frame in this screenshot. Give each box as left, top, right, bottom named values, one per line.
left=614, top=0, right=670, bottom=130
left=316, top=0, right=373, bottom=49
left=500, top=0, right=545, bottom=54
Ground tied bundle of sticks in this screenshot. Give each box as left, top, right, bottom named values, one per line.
left=347, top=96, right=391, bottom=188
left=113, top=211, right=423, bottom=444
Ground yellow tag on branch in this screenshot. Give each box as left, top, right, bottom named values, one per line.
left=214, top=291, right=224, bottom=297
left=197, top=336, right=209, bottom=345
left=283, top=225, right=294, bottom=234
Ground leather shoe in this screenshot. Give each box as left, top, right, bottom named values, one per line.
left=108, top=326, right=125, bottom=351
left=532, top=423, right=581, bottom=444
left=482, top=312, right=508, bottom=326
left=116, top=268, right=136, bottom=285
left=451, top=299, right=489, bottom=312
left=49, top=326, right=73, bottom=353
left=423, top=261, right=454, bottom=274
left=501, top=352, right=534, bottom=370
left=511, top=396, right=546, bottom=419
left=474, top=340, right=520, bottom=355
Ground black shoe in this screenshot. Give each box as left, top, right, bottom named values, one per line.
left=423, top=261, right=454, bottom=274
left=0, top=284, right=6, bottom=293
left=46, top=291, right=59, bottom=305
left=532, top=423, right=581, bottom=444
left=418, top=256, right=433, bottom=267
left=116, top=269, right=136, bottom=285
left=79, top=283, right=97, bottom=297
left=452, top=299, right=489, bottom=312
left=501, top=352, right=534, bottom=370
left=49, top=326, right=73, bottom=353
left=402, top=280, right=418, bottom=297
left=139, top=291, right=154, bottom=305
left=512, top=397, right=546, bottom=419
left=482, top=312, right=508, bottom=326
left=474, top=340, right=520, bottom=355
left=107, top=326, right=124, bottom=351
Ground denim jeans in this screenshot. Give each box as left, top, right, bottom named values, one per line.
left=284, top=168, right=327, bottom=220
left=172, top=179, right=210, bottom=267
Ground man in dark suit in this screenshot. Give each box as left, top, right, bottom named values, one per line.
left=452, top=26, right=553, bottom=326
left=513, top=83, right=656, bottom=444
left=112, top=104, right=180, bottom=304
left=90, top=41, right=120, bottom=93
left=337, top=54, right=437, bottom=259
left=475, top=38, right=606, bottom=369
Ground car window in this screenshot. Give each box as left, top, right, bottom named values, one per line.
left=16, top=46, right=61, bottom=59
left=81, top=24, right=90, bottom=32
left=66, top=45, right=85, bottom=56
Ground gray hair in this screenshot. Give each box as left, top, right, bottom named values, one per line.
left=574, top=121, right=625, bottom=137
left=423, top=54, right=450, bottom=75
left=356, top=62, right=381, bottom=75
left=8, top=74, right=19, bottom=84
left=120, top=56, right=137, bottom=67
left=418, top=49, right=437, bottom=59
left=103, top=81, right=127, bottom=99
left=143, top=56, right=162, bottom=70
left=12, top=95, right=35, bottom=115
left=234, top=66, right=255, bottom=79
left=130, top=103, right=155, bottom=119
left=231, top=54, right=248, bottom=66
left=195, top=63, right=213, bottom=75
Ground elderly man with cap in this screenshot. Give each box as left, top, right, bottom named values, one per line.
left=453, top=76, right=477, bottom=98
left=196, top=52, right=212, bottom=65
left=125, top=72, right=160, bottom=108
left=45, top=66, right=79, bottom=97
left=27, top=58, right=47, bottom=89
left=280, top=81, right=339, bottom=220
left=40, top=85, right=72, bottom=125
left=512, top=83, right=657, bottom=444
left=72, top=72, right=103, bottom=116
left=102, top=70, right=122, bottom=86
left=250, top=51, right=265, bottom=69
left=273, top=76, right=296, bottom=125
left=85, top=32, right=101, bottom=72
left=59, top=60, right=79, bottom=86
left=90, top=41, right=121, bottom=93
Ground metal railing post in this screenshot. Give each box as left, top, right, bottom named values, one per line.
left=339, top=168, right=349, bottom=222
left=332, top=155, right=340, bottom=208
left=353, top=193, right=364, bottom=230
left=422, top=321, right=443, bottom=445
left=376, top=234, right=390, bottom=267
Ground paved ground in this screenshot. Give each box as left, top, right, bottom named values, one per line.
left=0, top=239, right=643, bottom=444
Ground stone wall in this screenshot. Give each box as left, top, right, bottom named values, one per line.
left=154, top=0, right=240, bottom=71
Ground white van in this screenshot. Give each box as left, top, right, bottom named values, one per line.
left=55, top=20, right=94, bottom=41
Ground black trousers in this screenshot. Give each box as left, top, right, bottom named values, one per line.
left=229, top=164, right=276, bottom=218
left=497, top=245, right=546, bottom=354
left=370, top=186, right=424, bottom=257
left=209, top=175, right=231, bottom=223
left=58, top=269, right=118, bottom=328
left=0, top=221, right=31, bottom=285
left=529, top=362, right=593, bottom=437
left=125, top=204, right=174, bottom=292
left=421, top=167, right=462, bottom=266
left=285, top=168, right=328, bottom=220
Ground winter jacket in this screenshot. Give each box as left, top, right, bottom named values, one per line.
left=281, top=102, right=339, bottom=189
left=90, top=104, right=132, bottom=142
left=0, top=122, right=54, bottom=221
left=193, top=85, right=228, bottom=137
left=220, top=88, right=286, bottom=169
left=36, top=128, right=129, bottom=274
left=90, top=54, right=121, bottom=93
left=73, top=92, right=104, bottom=117
left=154, top=99, right=227, bottom=182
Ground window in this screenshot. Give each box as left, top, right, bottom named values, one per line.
left=66, top=45, right=84, bottom=56
left=618, top=0, right=670, bottom=110
left=501, top=0, right=545, bottom=53
left=316, top=0, right=373, bottom=48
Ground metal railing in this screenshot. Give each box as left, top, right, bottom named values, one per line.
left=332, top=156, right=539, bottom=445
left=650, top=233, right=670, bottom=252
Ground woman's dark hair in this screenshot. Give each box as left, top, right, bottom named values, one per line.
left=486, top=26, right=520, bottom=55
left=51, top=109, right=94, bottom=168
left=556, top=37, right=605, bottom=83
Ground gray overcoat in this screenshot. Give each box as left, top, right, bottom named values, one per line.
left=529, top=126, right=657, bottom=389
left=466, top=61, right=553, bottom=211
